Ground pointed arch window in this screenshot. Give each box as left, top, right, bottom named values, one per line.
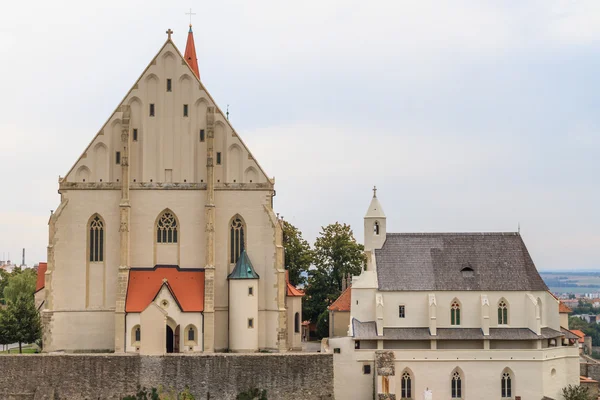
left=89, top=215, right=104, bottom=262
left=498, top=300, right=509, bottom=325
left=157, top=211, right=178, bottom=243
left=230, top=216, right=245, bottom=263
left=501, top=371, right=512, bottom=398
left=451, top=371, right=462, bottom=398
left=400, top=371, right=412, bottom=399
left=451, top=300, right=461, bottom=326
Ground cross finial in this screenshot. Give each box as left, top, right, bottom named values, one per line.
left=373, top=185, right=377, bottom=198
left=186, top=8, right=196, bottom=26
left=226, top=104, right=230, bottom=120
left=166, top=29, right=173, bottom=40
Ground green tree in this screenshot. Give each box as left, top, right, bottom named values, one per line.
left=3, top=270, right=36, bottom=304
left=0, top=292, right=41, bottom=353
left=0, top=269, right=9, bottom=305
left=561, top=384, right=591, bottom=400
left=303, top=223, right=365, bottom=334
left=316, top=310, right=329, bottom=339
left=282, top=221, right=313, bottom=287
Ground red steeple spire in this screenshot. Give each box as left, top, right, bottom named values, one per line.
left=184, top=25, right=200, bottom=80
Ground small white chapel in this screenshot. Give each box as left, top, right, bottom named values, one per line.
left=38, top=25, right=303, bottom=354
left=328, top=188, right=580, bottom=400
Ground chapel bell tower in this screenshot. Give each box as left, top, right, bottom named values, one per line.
left=364, top=186, right=386, bottom=252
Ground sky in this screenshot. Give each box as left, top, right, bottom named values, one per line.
left=0, top=1, right=598, bottom=270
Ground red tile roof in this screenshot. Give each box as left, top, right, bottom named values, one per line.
left=184, top=25, right=200, bottom=79
left=285, top=271, right=304, bottom=297
left=328, top=286, right=351, bottom=312
left=35, top=262, right=47, bottom=292
left=125, top=266, right=204, bottom=312
left=559, top=301, right=572, bottom=313
left=581, top=375, right=598, bottom=383
left=570, top=329, right=586, bottom=343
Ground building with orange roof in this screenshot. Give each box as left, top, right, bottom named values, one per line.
left=34, top=262, right=47, bottom=310
left=328, top=285, right=351, bottom=337
left=40, top=23, right=300, bottom=355
left=559, top=300, right=572, bottom=329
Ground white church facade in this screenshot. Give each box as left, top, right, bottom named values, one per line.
left=40, top=26, right=303, bottom=354
left=328, top=190, right=580, bottom=400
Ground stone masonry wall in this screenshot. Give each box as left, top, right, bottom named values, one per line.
left=0, top=353, right=333, bottom=400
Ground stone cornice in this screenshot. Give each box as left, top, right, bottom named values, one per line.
left=59, top=182, right=274, bottom=191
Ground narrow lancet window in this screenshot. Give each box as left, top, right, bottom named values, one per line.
left=89, top=215, right=104, bottom=262
left=498, top=300, right=508, bottom=325
left=230, top=217, right=245, bottom=263
left=451, top=301, right=461, bottom=325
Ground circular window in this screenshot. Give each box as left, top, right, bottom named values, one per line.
left=161, top=299, right=169, bottom=308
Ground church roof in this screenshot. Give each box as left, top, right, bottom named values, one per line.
left=35, top=262, right=47, bottom=293
left=352, top=319, right=565, bottom=341
left=328, top=286, right=351, bottom=311
left=559, top=301, right=572, bottom=313
left=375, top=232, right=548, bottom=291
left=125, top=266, right=204, bottom=312
left=184, top=25, right=200, bottom=79
left=285, top=271, right=304, bottom=297
left=227, top=251, right=259, bottom=280
left=365, top=195, right=385, bottom=218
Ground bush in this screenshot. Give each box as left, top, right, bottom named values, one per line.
left=562, top=384, right=591, bottom=400
left=316, top=310, right=329, bottom=339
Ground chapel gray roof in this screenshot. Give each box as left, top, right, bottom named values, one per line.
left=352, top=319, right=564, bottom=341
left=375, top=232, right=548, bottom=291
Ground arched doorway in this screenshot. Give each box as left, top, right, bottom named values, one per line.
left=165, top=324, right=180, bottom=353
left=166, top=325, right=174, bottom=353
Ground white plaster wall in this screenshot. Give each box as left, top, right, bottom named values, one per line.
left=229, top=279, right=259, bottom=352
left=374, top=291, right=558, bottom=330
left=330, top=337, right=579, bottom=400
left=287, top=296, right=302, bottom=350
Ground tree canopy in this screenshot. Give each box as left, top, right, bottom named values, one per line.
left=303, top=223, right=365, bottom=337
left=3, top=270, right=36, bottom=304
left=0, top=292, right=42, bottom=353
left=282, top=221, right=313, bottom=287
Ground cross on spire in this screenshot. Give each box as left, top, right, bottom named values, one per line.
left=373, top=185, right=377, bottom=198
left=166, top=29, right=173, bottom=40
left=186, top=8, right=196, bottom=26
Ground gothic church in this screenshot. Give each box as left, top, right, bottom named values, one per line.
left=40, top=26, right=303, bottom=354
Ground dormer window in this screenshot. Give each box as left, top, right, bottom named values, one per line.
left=374, top=221, right=380, bottom=235
left=461, top=267, right=474, bottom=278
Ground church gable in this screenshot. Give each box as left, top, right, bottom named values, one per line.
left=64, top=36, right=269, bottom=186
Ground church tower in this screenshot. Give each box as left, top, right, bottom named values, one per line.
left=364, top=187, right=386, bottom=252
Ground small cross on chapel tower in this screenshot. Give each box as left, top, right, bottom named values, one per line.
left=373, top=185, right=377, bottom=198
left=166, top=29, right=173, bottom=40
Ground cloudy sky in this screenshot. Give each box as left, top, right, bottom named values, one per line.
left=0, top=1, right=598, bottom=270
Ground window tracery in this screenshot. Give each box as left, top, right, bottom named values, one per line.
left=451, top=300, right=461, bottom=326
left=451, top=371, right=462, bottom=398
left=498, top=300, right=508, bottom=325
left=157, top=211, right=178, bottom=243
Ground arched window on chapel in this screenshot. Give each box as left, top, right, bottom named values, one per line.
left=230, top=216, right=245, bottom=264
left=89, top=214, right=104, bottom=262
left=501, top=369, right=513, bottom=398
left=451, top=300, right=461, bottom=326
left=498, top=299, right=509, bottom=325
left=374, top=221, right=380, bottom=235
left=157, top=210, right=178, bottom=243
left=451, top=370, right=462, bottom=398
left=400, top=370, right=412, bottom=399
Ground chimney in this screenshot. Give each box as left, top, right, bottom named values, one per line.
left=22, top=248, right=25, bottom=266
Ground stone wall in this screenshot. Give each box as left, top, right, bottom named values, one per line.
left=0, top=353, right=333, bottom=400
